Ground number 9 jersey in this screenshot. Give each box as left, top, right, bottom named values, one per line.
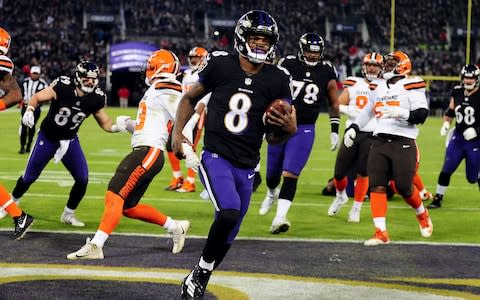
left=40, top=76, right=106, bottom=140
left=198, top=51, right=292, bottom=168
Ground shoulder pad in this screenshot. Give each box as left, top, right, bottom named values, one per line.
left=403, top=78, right=426, bottom=90
left=369, top=82, right=378, bottom=90
left=343, top=77, right=357, bottom=87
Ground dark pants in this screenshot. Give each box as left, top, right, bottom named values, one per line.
left=19, top=105, right=41, bottom=152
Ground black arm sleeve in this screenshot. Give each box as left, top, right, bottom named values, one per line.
left=407, top=108, right=429, bottom=124
left=444, top=107, right=455, bottom=118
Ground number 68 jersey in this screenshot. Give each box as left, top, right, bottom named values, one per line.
left=451, top=85, right=480, bottom=137
left=40, top=76, right=106, bottom=141
left=198, top=52, right=292, bottom=168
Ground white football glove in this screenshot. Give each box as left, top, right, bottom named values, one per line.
left=330, top=132, right=339, bottom=151
left=111, top=115, right=131, bottom=133
left=377, top=106, right=410, bottom=120
left=339, top=105, right=361, bottom=118
left=343, top=127, right=357, bottom=148
left=440, top=121, right=450, bottom=136
left=463, top=127, right=477, bottom=141
left=22, top=106, right=35, bottom=128
left=182, top=143, right=200, bottom=173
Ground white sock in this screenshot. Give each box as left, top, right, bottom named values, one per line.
left=163, top=216, right=176, bottom=232
left=352, top=201, right=363, bottom=210
left=415, top=203, right=426, bottom=215
left=186, top=177, right=195, bottom=183
left=91, top=230, right=109, bottom=248
left=199, top=256, right=214, bottom=271
left=436, top=184, right=447, bottom=195
left=173, top=171, right=183, bottom=178
left=373, top=217, right=387, bottom=232
left=64, top=207, right=75, bottom=214
left=336, top=189, right=347, bottom=198
left=275, top=198, right=292, bottom=219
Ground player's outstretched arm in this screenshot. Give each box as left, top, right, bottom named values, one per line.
left=94, top=108, right=121, bottom=133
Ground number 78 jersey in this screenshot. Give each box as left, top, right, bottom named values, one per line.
left=198, top=52, right=292, bottom=168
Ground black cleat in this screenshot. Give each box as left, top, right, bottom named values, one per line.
left=252, top=172, right=262, bottom=192
left=13, top=212, right=34, bottom=240
left=181, top=265, right=212, bottom=300
left=427, top=194, right=443, bottom=209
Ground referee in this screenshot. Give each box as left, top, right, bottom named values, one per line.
left=19, top=66, right=48, bottom=154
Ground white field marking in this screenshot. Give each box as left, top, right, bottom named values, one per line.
left=0, top=265, right=462, bottom=300
left=0, top=228, right=478, bottom=248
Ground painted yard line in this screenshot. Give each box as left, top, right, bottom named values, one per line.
left=0, top=228, right=478, bottom=248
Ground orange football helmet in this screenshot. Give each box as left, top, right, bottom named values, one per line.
left=383, top=50, right=412, bottom=80
left=0, top=55, right=14, bottom=75
left=0, top=27, right=11, bottom=55
left=187, top=47, right=208, bottom=69
left=145, top=49, right=180, bottom=85
left=361, top=52, right=383, bottom=81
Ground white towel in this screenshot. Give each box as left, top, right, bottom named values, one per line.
left=53, top=140, right=71, bottom=164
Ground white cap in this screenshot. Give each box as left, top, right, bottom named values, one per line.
left=30, top=66, right=41, bottom=74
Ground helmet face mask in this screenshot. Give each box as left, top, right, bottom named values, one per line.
left=234, top=10, right=279, bottom=64
left=188, top=47, right=208, bottom=70
left=75, top=61, right=99, bottom=93
left=144, top=49, right=180, bottom=86
left=460, top=64, right=480, bottom=90
left=298, top=33, right=324, bottom=66
left=361, top=52, right=383, bottom=81
left=0, top=27, right=11, bottom=55
left=382, top=51, right=411, bottom=80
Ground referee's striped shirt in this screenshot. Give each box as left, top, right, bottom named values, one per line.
left=22, top=77, right=48, bottom=104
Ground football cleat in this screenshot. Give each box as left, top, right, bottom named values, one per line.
left=165, top=177, right=183, bottom=191
left=270, top=217, right=291, bottom=234
left=347, top=206, right=361, bottom=223
left=61, top=212, right=85, bottom=227
left=416, top=210, right=433, bottom=238
left=364, top=228, right=390, bottom=246
left=259, top=188, right=279, bottom=215
left=67, top=238, right=104, bottom=260
left=176, top=181, right=195, bottom=193
left=427, top=194, right=443, bottom=209
left=181, top=265, right=212, bottom=300
left=13, top=212, right=34, bottom=240
left=328, top=192, right=349, bottom=216
left=171, top=220, right=190, bottom=254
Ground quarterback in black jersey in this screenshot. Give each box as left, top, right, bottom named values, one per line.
left=259, top=32, right=340, bottom=234
left=429, top=64, right=480, bottom=209
left=172, top=10, right=296, bottom=300
left=12, top=61, right=124, bottom=227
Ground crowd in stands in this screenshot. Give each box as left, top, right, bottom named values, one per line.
left=1, top=0, right=478, bottom=110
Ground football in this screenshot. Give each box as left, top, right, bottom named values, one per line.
left=265, top=99, right=292, bottom=116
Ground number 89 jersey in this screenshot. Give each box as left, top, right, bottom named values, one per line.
left=198, top=51, right=292, bottom=168
left=40, top=76, right=106, bottom=140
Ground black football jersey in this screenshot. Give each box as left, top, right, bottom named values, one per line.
left=451, top=85, right=480, bottom=138
left=40, top=76, right=106, bottom=140
left=278, top=56, right=337, bottom=124
left=198, top=52, right=292, bottom=168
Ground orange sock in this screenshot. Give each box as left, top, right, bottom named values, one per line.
left=0, top=184, right=21, bottom=217
left=333, top=177, right=347, bottom=191
left=413, top=172, right=425, bottom=191
left=123, top=203, right=168, bottom=226
left=370, top=192, right=387, bottom=218
left=168, top=151, right=181, bottom=172
left=187, top=168, right=196, bottom=179
left=98, top=191, right=125, bottom=235
left=404, top=185, right=422, bottom=209
left=354, top=176, right=369, bottom=202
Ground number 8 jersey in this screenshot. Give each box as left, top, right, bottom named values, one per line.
left=198, top=52, right=292, bottom=168
left=40, top=76, right=106, bottom=140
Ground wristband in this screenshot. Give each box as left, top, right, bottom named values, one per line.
left=330, top=117, right=340, bottom=134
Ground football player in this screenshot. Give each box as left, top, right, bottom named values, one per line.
left=258, top=32, right=340, bottom=234
left=344, top=50, right=433, bottom=245
left=164, top=46, right=209, bottom=193
left=428, top=64, right=480, bottom=209
left=67, top=50, right=192, bottom=260
left=11, top=61, right=124, bottom=227
left=172, top=10, right=296, bottom=299
left=0, top=27, right=35, bottom=240
left=327, top=52, right=383, bottom=222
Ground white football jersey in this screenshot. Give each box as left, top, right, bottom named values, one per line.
left=356, top=76, right=428, bottom=139
left=343, top=76, right=376, bottom=132
left=182, top=67, right=211, bottom=110
left=131, top=78, right=183, bottom=150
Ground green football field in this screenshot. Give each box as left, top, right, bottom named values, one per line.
left=0, top=107, right=479, bottom=244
